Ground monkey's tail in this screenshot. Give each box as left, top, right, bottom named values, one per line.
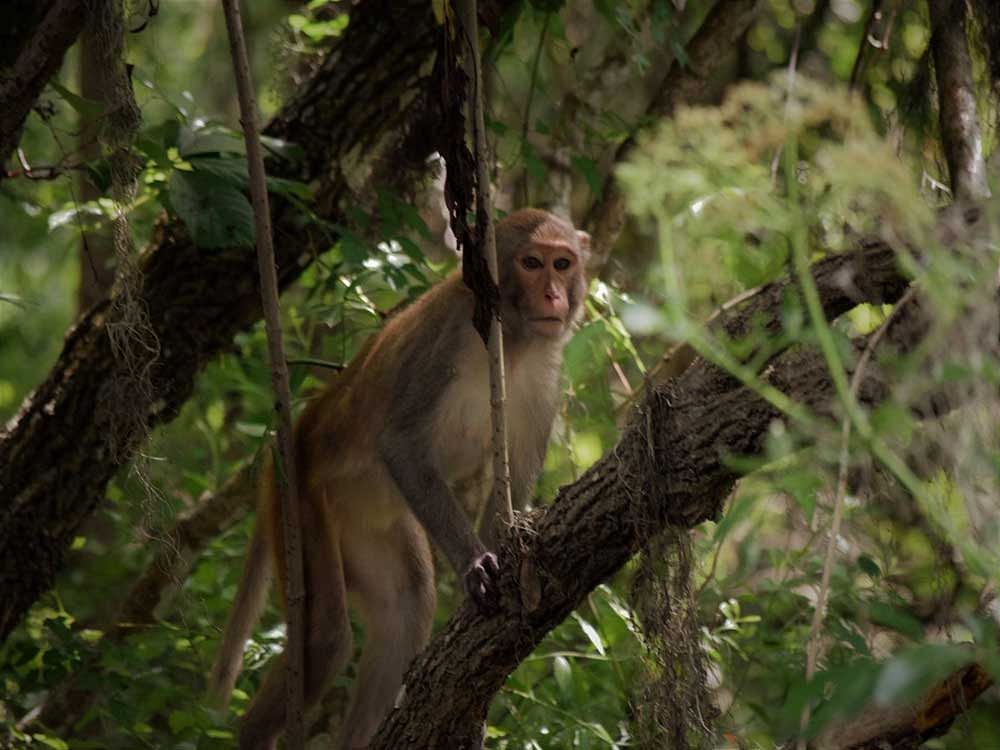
left=209, top=520, right=272, bottom=707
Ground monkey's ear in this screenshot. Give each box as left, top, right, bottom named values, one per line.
left=576, top=230, right=591, bottom=256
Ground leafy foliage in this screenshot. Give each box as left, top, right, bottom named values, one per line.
left=2, top=0, right=1000, bottom=749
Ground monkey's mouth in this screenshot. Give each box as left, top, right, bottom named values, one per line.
left=529, top=316, right=565, bottom=335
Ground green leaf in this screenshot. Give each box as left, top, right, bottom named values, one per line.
left=48, top=81, right=104, bottom=118
left=267, top=177, right=312, bottom=200
left=593, top=0, right=616, bottom=24
left=189, top=156, right=248, bottom=186
left=168, top=710, right=197, bottom=734
left=857, top=554, right=881, bottom=579
left=552, top=654, right=572, bottom=695
left=572, top=613, right=606, bottom=655
left=867, top=602, right=924, bottom=641
left=235, top=421, right=268, bottom=438
left=260, top=135, right=305, bottom=162
left=168, top=170, right=254, bottom=249
left=338, top=231, right=370, bottom=265
left=289, top=13, right=349, bottom=41
left=178, top=125, right=245, bottom=157
left=48, top=205, right=103, bottom=232
left=521, top=140, right=546, bottom=182
left=138, top=119, right=182, bottom=165
left=31, top=734, right=69, bottom=750
left=811, top=660, right=880, bottom=732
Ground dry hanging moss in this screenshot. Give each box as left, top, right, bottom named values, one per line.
left=89, top=0, right=160, bottom=460
left=621, top=384, right=715, bottom=750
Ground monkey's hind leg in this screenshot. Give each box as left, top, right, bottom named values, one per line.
left=339, top=515, right=436, bottom=750
left=238, top=505, right=352, bottom=750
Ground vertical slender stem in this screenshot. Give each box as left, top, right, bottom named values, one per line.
left=519, top=12, right=550, bottom=207
left=220, top=2, right=305, bottom=748
left=460, top=0, right=514, bottom=525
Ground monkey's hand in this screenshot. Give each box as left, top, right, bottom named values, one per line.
left=464, top=551, right=500, bottom=612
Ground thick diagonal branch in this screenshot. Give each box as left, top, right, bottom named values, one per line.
left=371, top=242, right=912, bottom=748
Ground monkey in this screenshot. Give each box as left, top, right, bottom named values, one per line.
left=210, top=208, right=589, bottom=750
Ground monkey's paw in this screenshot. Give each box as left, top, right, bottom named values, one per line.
left=464, top=552, right=500, bottom=612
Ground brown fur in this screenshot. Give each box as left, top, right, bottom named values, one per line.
left=210, top=209, right=588, bottom=750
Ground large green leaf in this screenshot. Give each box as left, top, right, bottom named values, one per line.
left=168, top=170, right=254, bottom=249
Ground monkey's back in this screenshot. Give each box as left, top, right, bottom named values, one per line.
left=287, top=273, right=477, bottom=520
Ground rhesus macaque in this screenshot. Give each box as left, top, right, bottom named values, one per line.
left=210, top=208, right=589, bottom=750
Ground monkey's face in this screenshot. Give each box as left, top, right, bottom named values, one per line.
left=511, top=238, right=584, bottom=339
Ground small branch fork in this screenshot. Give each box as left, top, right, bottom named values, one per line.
left=460, top=0, right=514, bottom=525
left=220, top=2, right=306, bottom=749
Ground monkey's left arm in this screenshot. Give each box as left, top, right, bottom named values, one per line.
left=378, top=425, right=500, bottom=610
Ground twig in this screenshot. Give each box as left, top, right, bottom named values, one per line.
left=798, top=287, right=918, bottom=746
left=460, top=0, right=514, bottom=524
left=286, top=357, right=345, bottom=371
left=221, top=1, right=306, bottom=748
left=770, top=20, right=802, bottom=185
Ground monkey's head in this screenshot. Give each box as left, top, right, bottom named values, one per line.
left=496, top=208, right=590, bottom=343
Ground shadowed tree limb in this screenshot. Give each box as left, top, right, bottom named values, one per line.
left=0, top=0, right=88, bottom=174
left=818, top=663, right=992, bottom=749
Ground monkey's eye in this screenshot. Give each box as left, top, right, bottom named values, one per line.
left=522, top=256, right=543, bottom=270
left=553, top=257, right=572, bottom=271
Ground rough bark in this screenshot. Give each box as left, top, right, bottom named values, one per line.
left=371, top=242, right=912, bottom=748
left=0, top=0, right=446, bottom=643
left=0, top=0, right=88, bottom=174
left=76, top=24, right=117, bottom=312
left=585, top=0, right=762, bottom=267
left=928, top=0, right=992, bottom=201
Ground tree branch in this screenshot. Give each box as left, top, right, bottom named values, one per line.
left=371, top=241, right=912, bottom=748
left=0, top=0, right=87, bottom=173
left=927, top=0, right=992, bottom=201
left=818, top=663, right=992, bottom=749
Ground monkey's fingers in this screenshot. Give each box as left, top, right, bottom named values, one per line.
left=465, top=552, right=501, bottom=612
